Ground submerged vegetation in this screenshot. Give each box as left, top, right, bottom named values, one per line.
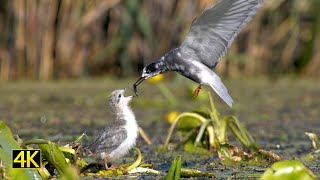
left=0, top=122, right=160, bottom=179
left=161, top=92, right=281, bottom=165
left=0, top=85, right=319, bottom=179
left=0, top=121, right=216, bottom=179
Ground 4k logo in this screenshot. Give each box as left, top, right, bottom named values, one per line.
left=12, top=150, right=41, bottom=168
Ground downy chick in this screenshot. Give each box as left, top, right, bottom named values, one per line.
left=84, top=89, right=138, bottom=168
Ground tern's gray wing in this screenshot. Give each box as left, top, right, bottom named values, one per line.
left=180, top=0, right=263, bottom=69
left=86, top=124, right=127, bottom=154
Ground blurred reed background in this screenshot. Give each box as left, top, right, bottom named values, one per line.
left=0, top=0, right=319, bottom=81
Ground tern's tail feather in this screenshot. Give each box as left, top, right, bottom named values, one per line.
left=207, top=71, right=233, bottom=107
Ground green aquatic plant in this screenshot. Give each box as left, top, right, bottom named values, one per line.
left=260, top=160, right=317, bottom=180
left=162, top=91, right=258, bottom=151
left=259, top=132, right=319, bottom=179
left=22, top=139, right=80, bottom=179
left=0, top=121, right=159, bottom=179
left=166, top=155, right=182, bottom=180
left=165, top=155, right=215, bottom=179
left=305, top=132, right=320, bottom=150
left=0, top=122, right=42, bottom=180
left=303, top=132, right=320, bottom=161
left=81, top=147, right=160, bottom=177
left=161, top=91, right=280, bottom=164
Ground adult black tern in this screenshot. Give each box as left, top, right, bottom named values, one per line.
left=84, top=89, right=138, bottom=168
left=133, top=0, right=264, bottom=107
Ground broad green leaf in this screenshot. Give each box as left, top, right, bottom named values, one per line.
left=0, top=121, right=42, bottom=180
left=59, top=146, right=76, bottom=163
left=177, top=116, right=202, bottom=131
left=260, top=160, right=317, bottom=180
left=39, top=141, right=79, bottom=179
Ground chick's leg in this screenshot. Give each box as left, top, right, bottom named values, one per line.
left=104, top=159, right=112, bottom=169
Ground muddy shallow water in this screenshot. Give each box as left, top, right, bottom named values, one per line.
left=0, top=76, right=319, bottom=179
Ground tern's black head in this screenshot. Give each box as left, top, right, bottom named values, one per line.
left=133, top=60, right=168, bottom=96
left=142, top=62, right=162, bottom=77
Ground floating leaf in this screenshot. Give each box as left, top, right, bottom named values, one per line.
left=128, top=167, right=160, bottom=174
left=180, top=168, right=215, bottom=178
left=82, top=167, right=123, bottom=177
left=260, top=160, right=317, bottom=180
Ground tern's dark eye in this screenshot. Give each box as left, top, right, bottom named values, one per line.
left=146, top=63, right=157, bottom=74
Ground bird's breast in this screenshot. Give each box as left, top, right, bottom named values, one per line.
left=178, top=60, right=209, bottom=84
left=108, top=107, right=138, bottom=161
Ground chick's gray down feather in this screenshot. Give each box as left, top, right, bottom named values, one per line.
left=85, top=124, right=127, bottom=156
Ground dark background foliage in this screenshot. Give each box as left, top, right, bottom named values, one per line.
left=0, top=0, right=319, bottom=81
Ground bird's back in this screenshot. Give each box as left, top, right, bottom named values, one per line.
left=84, top=121, right=128, bottom=159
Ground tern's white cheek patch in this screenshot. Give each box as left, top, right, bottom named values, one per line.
left=142, top=69, right=147, bottom=77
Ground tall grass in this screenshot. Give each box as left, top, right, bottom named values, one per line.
left=0, top=0, right=319, bottom=81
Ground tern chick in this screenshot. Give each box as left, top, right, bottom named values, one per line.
left=84, top=89, right=138, bottom=168
left=133, top=0, right=264, bottom=107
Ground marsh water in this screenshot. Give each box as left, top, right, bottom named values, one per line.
left=0, top=76, right=319, bottom=179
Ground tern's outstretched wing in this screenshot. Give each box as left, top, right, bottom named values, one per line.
left=180, top=0, right=263, bottom=69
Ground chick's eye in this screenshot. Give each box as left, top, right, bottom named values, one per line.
left=118, top=94, right=121, bottom=98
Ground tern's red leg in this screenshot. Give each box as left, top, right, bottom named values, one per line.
left=193, top=84, right=202, bottom=97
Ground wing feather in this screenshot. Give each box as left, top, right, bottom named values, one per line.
left=86, top=125, right=127, bottom=155
left=180, top=0, right=263, bottom=68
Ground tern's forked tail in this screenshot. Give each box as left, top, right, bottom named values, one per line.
left=206, top=71, right=233, bottom=107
